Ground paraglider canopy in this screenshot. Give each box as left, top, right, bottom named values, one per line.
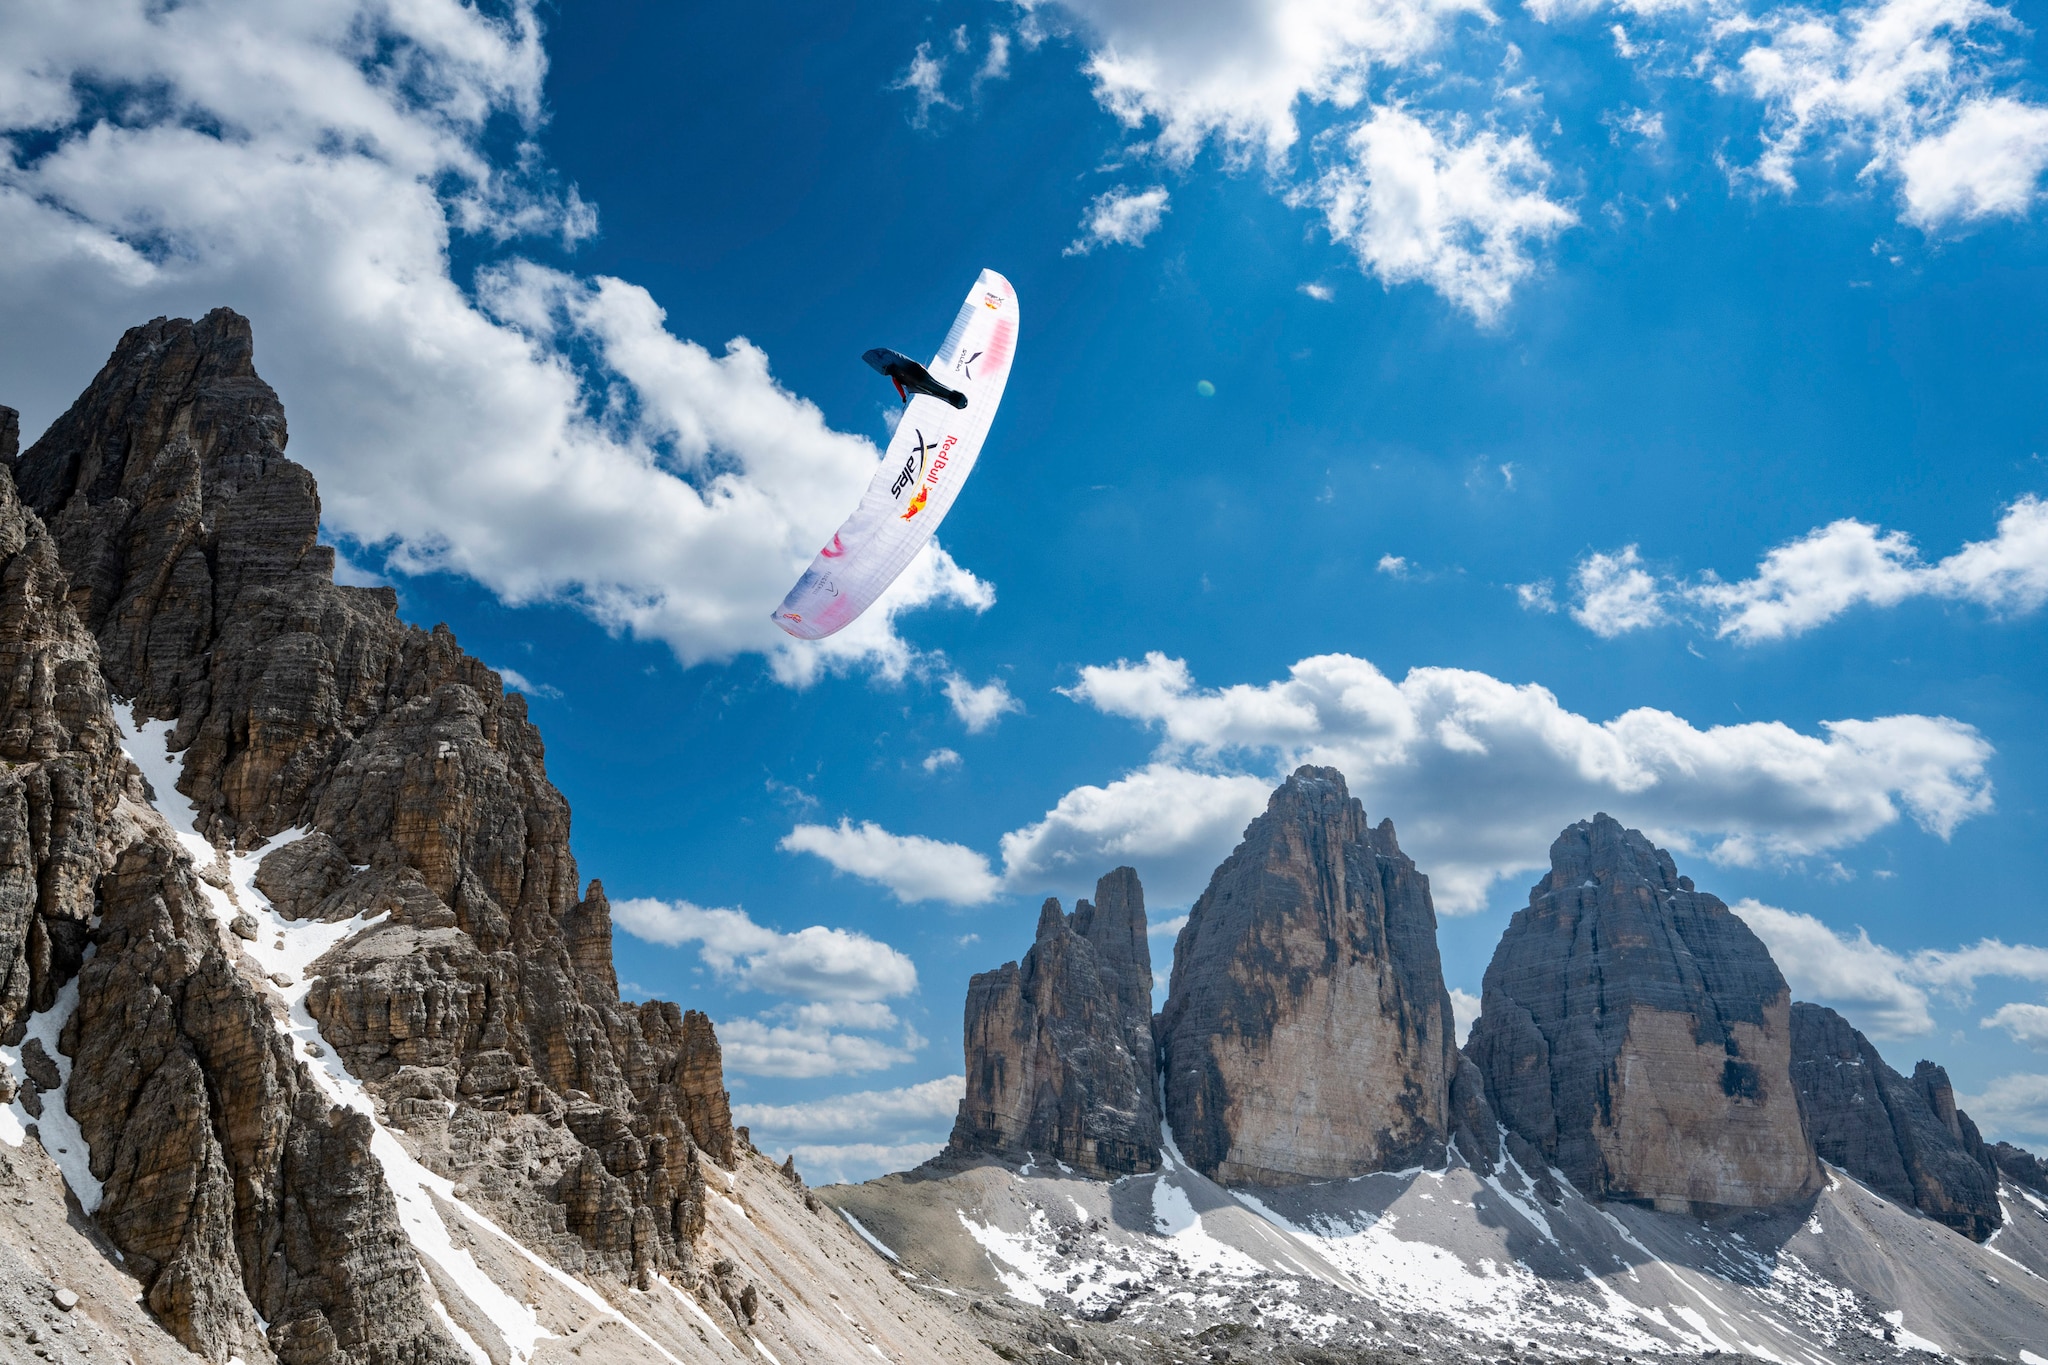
left=772, top=269, right=1018, bottom=640
left=863, top=347, right=968, bottom=409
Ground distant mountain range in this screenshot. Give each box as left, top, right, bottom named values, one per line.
left=0, top=313, right=2040, bottom=1365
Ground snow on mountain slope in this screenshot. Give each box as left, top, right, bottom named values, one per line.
left=823, top=1146, right=2048, bottom=1364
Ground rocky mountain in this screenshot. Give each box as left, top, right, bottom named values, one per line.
left=1789, top=1001, right=2003, bottom=1240
left=945, top=867, right=1159, bottom=1177
left=1465, top=813, right=1820, bottom=1213
left=0, top=312, right=990, bottom=1365
left=1157, top=767, right=1464, bottom=1186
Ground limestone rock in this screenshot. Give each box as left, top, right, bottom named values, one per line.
left=946, top=867, right=1159, bottom=1177
left=1992, top=1141, right=2048, bottom=1198
left=1466, top=813, right=1820, bottom=1211
left=6, top=309, right=738, bottom=1346
left=1789, top=1002, right=2002, bottom=1240
left=1158, top=767, right=1460, bottom=1186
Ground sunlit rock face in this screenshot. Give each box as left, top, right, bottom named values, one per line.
left=1467, top=814, right=1821, bottom=1213
left=947, top=866, right=1160, bottom=1178
left=1790, top=1002, right=2002, bottom=1241
left=1158, top=766, right=1460, bottom=1187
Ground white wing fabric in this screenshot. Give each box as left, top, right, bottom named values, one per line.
left=773, top=268, right=1017, bottom=639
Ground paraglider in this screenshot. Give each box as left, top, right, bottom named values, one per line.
left=772, top=268, right=1017, bottom=641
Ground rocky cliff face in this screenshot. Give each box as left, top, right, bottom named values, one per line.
left=0, top=310, right=738, bottom=1361
left=1788, top=1002, right=2002, bottom=1240
left=1466, top=814, right=1819, bottom=1212
left=1158, top=767, right=1461, bottom=1186
left=947, top=867, right=1159, bottom=1177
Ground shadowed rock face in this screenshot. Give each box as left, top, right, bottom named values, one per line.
left=1158, top=767, right=1459, bottom=1186
left=1789, top=1002, right=2002, bottom=1240
left=1466, top=814, right=1820, bottom=1212
left=947, top=867, right=1160, bottom=1177
left=4, top=310, right=735, bottom=1357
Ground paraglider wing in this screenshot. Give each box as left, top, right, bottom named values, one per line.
left=773, top=269, right=1017, bottom=640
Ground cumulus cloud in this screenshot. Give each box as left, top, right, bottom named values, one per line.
left=1378, top=554, right=1411, bottom=577
left=1449, top=987, right=1482, bottom=1044
left=1038, top=0, right=1487, bottom=166
left=612, top=898, right=917, bottom=1000
left=786, top=650, right=1994, bottom=913
left=1959, top=1072, right=2048, bottom=1145
left=1732, top=900, right=2048, bottom=1040
left=1310, top=106, right=1577, bottom=322
left=1983, top=1003, right=2048, bottom=1050
left=778, top=1142, right=949, bottom=1187
left=943, top=673, right=1024, bottom=732
left=0, top=0, right=988, bottom=691
left=922, top=747, right=962, bottom=773
left=1728, top=0, right=2048, bottom=228
left=780, top=819, right=1004, bottom=905
left=732, top=1075, right=964, bottom=1141
left=1731, top=900, right=1934, bottom=1035
left=715, top=1016, right=921, bottom=1079
left=1065, top=184, right=1171, bottom=255
left=1548, top=496, right=2048, bottom=642
left=1568, top=545, right=1667, bottom=637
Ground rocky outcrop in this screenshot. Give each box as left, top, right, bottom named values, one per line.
left=2, top=309, right=737, bottom=1357
left=1788, top=1002, right=2002, bottom=1240
left=1992, top=1141, right=2048, bottom=1198
left=1158, top=767, right=1461, bottom=1186
left=947, top=867, right=1159, bottom=1177
left=1466, top=814, right=1819, bottom=1212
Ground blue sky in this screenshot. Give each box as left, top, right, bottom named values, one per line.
left=3, top=0, right=2047, bottom=1182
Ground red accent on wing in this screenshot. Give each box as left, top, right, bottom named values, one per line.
left=980, top=320, right=1014, bottom=378
left=820, top=534, right=846, bottom=558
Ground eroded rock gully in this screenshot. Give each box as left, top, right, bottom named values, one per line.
left=0, top=310, right=737, bottom=1361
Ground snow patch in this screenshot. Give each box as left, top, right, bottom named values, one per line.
left=842, top=1210, right=900, bottom=1262
left=0, top=959, right=101, bottom=1209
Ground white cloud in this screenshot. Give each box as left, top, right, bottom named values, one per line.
left=1515, top=579, right=1559, bottom=612
left=1984, top=1003, right=2048, bottom=1050
left=1959, top=1073, right=2048, bottom=1145
left=943, top=673, right=1024, bottom=732
left=1038, top=0, right=1487, bottom=166
left=0, top=0, right=989, bottom=691
left=715, top=1016, right=921, bottom=1079
left=775, top=1141, right=947, bottom=1187
left=1065, top=184, right=1170, bottom=255
left=1553, top=496, right=2048, bottom=642
left=893, top=40, right=959, bottom=127
left=1310, top=105, right=1577, bottom=322
left=998, top=763, right=1278, bottom=906
left=781, top=819, right=1004, bottom=905
left=1731, top=899, right=1934, bottom=1035
left=1299, top=281, right=1336, bottom=300
left=732, top=1075, right=964, bottom=1141
left=1912, top=939, right=2048, bottom=995
left=492, top=666, right=561, bottom=700
left=1726, top=0, right=2048, bottom=228
left=977, top=31, right=1015, bottom=91
left=1150, top=913, right=1190, bottom=939
left=611, top=898, right=917, bottom=1000
left=1569, top=545, right=1666, bottom=636
left=794, top=651, right=1993, bottom=913
left=922, top=747, right=963, bottom=773
left=1898, top=96, right=2048, bottom=224
left=1378, top=554, right=1411, bottom=577
left=1449, top=987, right=1481, bottom=1045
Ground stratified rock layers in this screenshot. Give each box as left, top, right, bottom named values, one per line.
left=4, top=309, right=735, bottom=1358
left=1158, top=767, right=1459, bottom=1186
left=1789, top=1002, right=2001, bottom=1240
left=1467, top=814, right=1820, bottom=1212
left=948, top=867, right=1159, bottom=1177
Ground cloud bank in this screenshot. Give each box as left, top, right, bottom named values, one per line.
left=0, top=0, right=988, bottom=689
left=784, top=651, right=1994, bottom=912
